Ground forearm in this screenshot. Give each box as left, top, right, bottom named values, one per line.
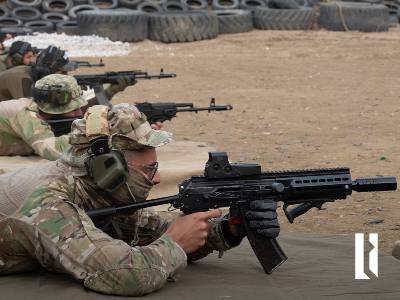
left=187, top=216, right=244, bottom=262
left=20, top=196, right=187, bottom=296
left=105, top=208, right=171, bottom=246
left=84, top=234, right=187, bottom=296
left=31, top=136, right=70, bottom=160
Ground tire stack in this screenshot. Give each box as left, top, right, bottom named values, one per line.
left=0, top=0, right=395, bottom=43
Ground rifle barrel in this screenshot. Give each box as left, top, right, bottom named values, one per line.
left=352, top=176, right=397, bottom=192
left=176, top=105, right=233, bottom=112
left=86, top=195, right=178, bottom=218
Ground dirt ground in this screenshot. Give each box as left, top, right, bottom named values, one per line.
left=69, top=28, right=399, bottom=253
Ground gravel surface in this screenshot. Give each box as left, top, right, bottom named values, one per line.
left=4, top=32, right=131, bottom=57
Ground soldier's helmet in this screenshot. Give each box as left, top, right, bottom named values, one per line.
left=32, top=74, right=88, bottom=115
left=62, top=104, right=172, bottom=174
left=35, top=45, right=76, bottom=73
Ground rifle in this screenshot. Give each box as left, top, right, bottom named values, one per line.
left=136, top=98, right=233, bottom=124
left=72, top=59, right=105, bottom=68
left=74, top=68, right=176, bottom=107
left=42, top=98, right=230, bottom=135
left=86, top=152, right=397, bottom=274
left=46, top=117, right=78, bottom=137
left=31, top=47, right=105, bottom=68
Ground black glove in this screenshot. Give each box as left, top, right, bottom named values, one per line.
left=105, top=76, right=137, bottom=99
left=221, top=200, right=280, bottom=247
left=245, top=200, right=280, bottom=238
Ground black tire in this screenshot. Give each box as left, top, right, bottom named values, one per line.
left=56, top=20, right=79, bottom=34
left=88, top=0, right=119, bottom=9
left=148, top=0, right=167, bottom=4
left=342, top=0, right=383, bottom=4
left=182, top=0, right=208, bottom=10
left=212, top=0, right=239, bottom=9
left=240, top=0, right=265, bottom=10
left=162, top=1, right=188, bottom=11
left=77, top=10, right=148, bottom=41
left=11, top=7, right=41, bottom=22
left=137, top=1, right=163, bottom=12
left=383, top=1, right=399, bottom=14
left=0, top=6, right=10, bottom=18
left=0, top=26, right=33, bottom=36
left=148, top=11, right=219, bottom=43
left=42, top=0, right=73, bottom=13
left=25, top=20, right=55, bottom=32
left=253, top=7, right=313, bottom=29
left=42, top=12, right=70, bottom=23
left=319, top=2, right=389, bottom=32
left=215, top=9, right=252, bottom=33
left=68, top=4, right=99, bottom=19
left=268, top=0, right=299, bottom=9
left=0, top=17, right=23, bottom=27
left=388, top=12, right=398, bottom=25
left=73, top=0, right=88, bottom=4
left=6, top=0, right=42, bottom=9
left=117, top=0, right=141, bottom=8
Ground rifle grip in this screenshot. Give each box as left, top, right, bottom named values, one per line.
left=241, top=209, right=288, bottom=274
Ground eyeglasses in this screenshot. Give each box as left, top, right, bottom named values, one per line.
left=128, top=161, right=159, bottom=181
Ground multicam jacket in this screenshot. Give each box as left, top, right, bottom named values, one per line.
left=0, top=173, right=236, bottom=296
left=0, top=99, right=70, bottom=160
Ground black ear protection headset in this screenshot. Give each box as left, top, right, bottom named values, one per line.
left=9, top=41, right=31, bottom=66
left=85, top=137, right=129, bottom=193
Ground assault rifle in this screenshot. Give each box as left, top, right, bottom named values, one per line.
left=136, top=98, right=233, bottom=124
left=86, top=152, right=397, bottom=274
left=74, top=69, right=176, bottom=107
left=45, top=99, right=231, bottom=136
left=72, top=59, right=105, bottom=68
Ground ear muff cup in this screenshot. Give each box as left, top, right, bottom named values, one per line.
left=11, top=52, right=23, bottom=65
left=85, top=150, right=129, bottom=193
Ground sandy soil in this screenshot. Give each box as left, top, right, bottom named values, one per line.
left=64, top=28, right=400, bottom=253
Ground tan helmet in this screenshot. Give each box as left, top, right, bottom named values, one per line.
left=61, top=104, right=172, bottom=173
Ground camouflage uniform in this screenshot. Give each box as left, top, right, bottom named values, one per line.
left=0, top=74, right=88, bottom=160
left=0, top=54, right=7, bottom=72
left=0, top=65, right=32, bottom=101
left=0, top=99, right=71, bottom=159
left=0, top=104, right=238, bottom=296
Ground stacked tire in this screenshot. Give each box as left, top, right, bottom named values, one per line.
left=0, top=0, right=97, bottom=34
left=148, top=11, right=219, bottom=42
left=319, top=2, right=389, bottom=32
left=77, top=10, right=147, bottom=41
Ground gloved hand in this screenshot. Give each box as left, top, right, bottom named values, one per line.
left=245, top=200, right=280, bottom=238
left=105, top=76, right=137, bottom=99
left=221, top=200, right=280, bottom=247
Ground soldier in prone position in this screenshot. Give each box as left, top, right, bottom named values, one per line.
left=0, top=41, right=34, bottom=73
left=0, top=45, right=135, bottom=102
left=0, top=74, right=87, bottom=160
left=0, top=103, right=278, bottom=296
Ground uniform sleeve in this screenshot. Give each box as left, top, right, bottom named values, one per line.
left=187, top=215, right=243, bottom=262
left=15, top=186, right=187, bottom=296
left=10, top=109, right=71, bottom=160
left=100, top=208, right=170, bottom=246
left=103, top=209, right=242, bottom=261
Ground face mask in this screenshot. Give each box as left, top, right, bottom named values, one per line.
left=112, top=166, right=154, bottom=204
left=46, top=117, right=79, bottom=137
